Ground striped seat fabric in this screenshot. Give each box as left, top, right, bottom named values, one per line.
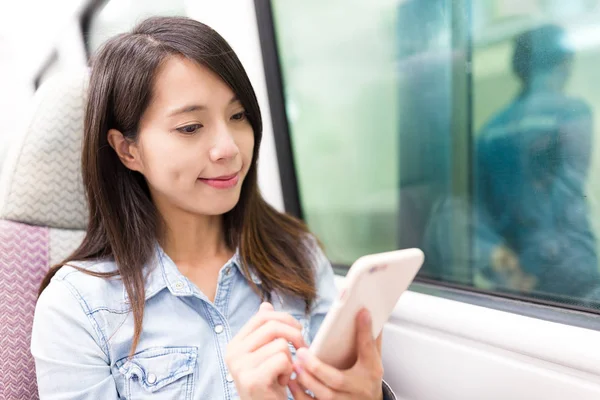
left=0, top=72, right=88, bottom=400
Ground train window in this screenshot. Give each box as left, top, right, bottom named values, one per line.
left=264, top=0, right=600, bottom=311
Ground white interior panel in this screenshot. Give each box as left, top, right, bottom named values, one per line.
left=382, top=291, right=600, bottom=400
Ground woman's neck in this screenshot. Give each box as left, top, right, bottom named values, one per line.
left=160, top=211, right=230, bottom=267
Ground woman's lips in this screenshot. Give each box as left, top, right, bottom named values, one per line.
left=198, top=173, right=240, bottom=189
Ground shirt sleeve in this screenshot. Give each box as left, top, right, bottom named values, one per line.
left=306, top=244, right=338, bottom=343
left=306, top=244, right=397, bottom=400
left=31, top=278, right=119, bottom=400
left=382, top=380, right=398, bottom=400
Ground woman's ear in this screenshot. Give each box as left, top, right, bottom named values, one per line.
left=107, top=129, right=144, bottom=173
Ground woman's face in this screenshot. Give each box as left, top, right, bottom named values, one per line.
left=113, top=56, right=255, bottom=217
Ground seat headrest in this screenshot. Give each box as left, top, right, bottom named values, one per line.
left=0, top=71, right=89, bottom=230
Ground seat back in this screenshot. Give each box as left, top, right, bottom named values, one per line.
left=0, top=71, right=88, bottom=399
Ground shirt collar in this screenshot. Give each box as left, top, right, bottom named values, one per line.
left=230, top=248, right=262, bottom=285
left=122, top=243, right=261, bottom=304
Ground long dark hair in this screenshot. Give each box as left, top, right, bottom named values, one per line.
left=39, top=16, right=317, bottom=356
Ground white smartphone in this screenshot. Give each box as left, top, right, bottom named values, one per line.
left=309, top=248, right=424, bottom=369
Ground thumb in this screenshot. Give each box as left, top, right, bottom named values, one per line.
left=260, top=302, right=274, bottom=313
left=356, top=309, right=376, bottom=364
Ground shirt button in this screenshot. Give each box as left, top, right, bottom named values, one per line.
left=147, top=373, right=157, bottom=384
left=225, top=267, right=231, bottom=275
left=174, top=281, right=185, bottom=290
left=214, top=325, right=224, bottom=334
left=226, top=373, right=234, bottom=383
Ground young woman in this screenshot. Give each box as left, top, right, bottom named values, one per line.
left=31, top=16, right=394, bottom=400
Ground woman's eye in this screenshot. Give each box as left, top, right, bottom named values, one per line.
left=231, top=111, right=247, bottom=121
left=177, top=124, right=202, bottom=134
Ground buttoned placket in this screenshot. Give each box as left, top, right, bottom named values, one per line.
left=158, top=249, right=241, bottom=399
left=205, top=260, right=238, bottom=399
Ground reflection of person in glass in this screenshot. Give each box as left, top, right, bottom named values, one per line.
left=475, top=24, right=599, bottom=298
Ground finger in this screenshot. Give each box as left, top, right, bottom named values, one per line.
left=295, top=347, right=347, bottom=392
left=294, top=360, right=338, bottom=399
left=249, top=338, right=293, bottom=367
left=243, top=320, right=306, bottom=353
left=235, top=311, right=303, bottom=340
left=278, top=373, right=290, bottom=387
left=288, top=380, right=313, bottom=400
left=375, top=333, right=383, bottom=356
left=260, top=302, right=274, bottom=312
left=262, top=352, right=294, bottom=385
left=356, top=309, right=377, bottom=365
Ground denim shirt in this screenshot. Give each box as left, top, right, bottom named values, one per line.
left=31, top=244, right=395, bottom=400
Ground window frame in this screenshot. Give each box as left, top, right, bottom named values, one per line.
left=252, top=0, right=600, bottom=324
left=253, top=0, right=304, bottom=220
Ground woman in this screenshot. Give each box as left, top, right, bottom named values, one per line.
left=31, top=16, right=393, bottom=400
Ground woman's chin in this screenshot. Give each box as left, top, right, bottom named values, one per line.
left=198, top=196, right=241, bottom=216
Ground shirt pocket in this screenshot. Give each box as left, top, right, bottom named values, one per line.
left=115, top=346, right=198, bottom=400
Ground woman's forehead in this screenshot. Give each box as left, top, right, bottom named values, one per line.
left=148, top=56, right=237, bottom=116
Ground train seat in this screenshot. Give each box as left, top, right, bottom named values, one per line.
left=0, top=71, right=88, bottom=399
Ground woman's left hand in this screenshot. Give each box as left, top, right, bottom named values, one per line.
left=288, top=309, right=384, bottom=400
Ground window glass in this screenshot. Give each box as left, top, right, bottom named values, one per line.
left=271, top=0, right=600, bottom=310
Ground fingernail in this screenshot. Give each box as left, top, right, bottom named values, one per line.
left=293, top=362, right=304, bottom=375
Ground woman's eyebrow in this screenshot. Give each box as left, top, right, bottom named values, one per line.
left=168, top=104, right=206, bottom=117
left=167, top=96, right=240, bottom=117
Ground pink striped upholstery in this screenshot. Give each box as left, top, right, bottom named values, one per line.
left=0, top=220, right=49, bottom=399
left=0, top=71, right=88, bottom=399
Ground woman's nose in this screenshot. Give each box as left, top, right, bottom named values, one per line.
left=209, top=126, right=240, bottom=162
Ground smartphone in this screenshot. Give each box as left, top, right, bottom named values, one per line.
left=309, top=248, right=424, bottom=369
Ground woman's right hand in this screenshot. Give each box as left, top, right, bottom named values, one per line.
left=225, top=302, right=306, bottom=400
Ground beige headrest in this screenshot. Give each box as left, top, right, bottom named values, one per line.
left=0, top=71, right=89, bottom=229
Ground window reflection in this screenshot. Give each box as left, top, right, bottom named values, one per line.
left=421, top=17, right=600, bottom=307
left=272, top=0, right=600, bottom=310
left=474, top=24, right=599, bottom=302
